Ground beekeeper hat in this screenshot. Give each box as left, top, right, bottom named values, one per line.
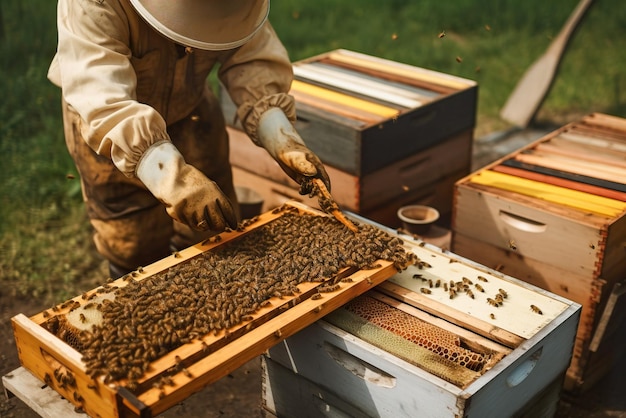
left=129, top=0, right=270, bottom=51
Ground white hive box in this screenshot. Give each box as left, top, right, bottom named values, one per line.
left=261, top=227, right=581, bottom=418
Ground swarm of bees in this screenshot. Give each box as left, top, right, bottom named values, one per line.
left=52, top=208, right=418, bottom=389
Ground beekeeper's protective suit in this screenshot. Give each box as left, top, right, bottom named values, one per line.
left=48, top=0, right=330, bottom=277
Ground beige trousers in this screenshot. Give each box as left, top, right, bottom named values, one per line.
left=63, top=92, right=239, bottom=272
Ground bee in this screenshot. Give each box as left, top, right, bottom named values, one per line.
left=475, top=284, right=485, bottom=293
left=42, top=310, right=50, bottom=318
left=79, top=313, right=87, bottom=323
left=490, top=313, right=496, bottom=320
left=428, top=279, right=433, bottom=288
left=420, top=288, right=432, bottom=295
left=487, top=298, right=499, bottom=307
left=182, top=368, right=193, bottom=378
left=443, top=283, right=449, bottom=292
left=498, top=289, right=508, bottom=299
left=465, top=289, right=475, bottom=299
left=173, top=251, right=181, bottom=259
left=508, top=240, right=517, bottom=250
left=449, top=288, right=457, bottom=299
left=320, top=284, right=341, bottom=293
left=412, top=273, right=423, bottom=280
left=456, top=56, right=463, bottom=63
left=462, top=277, right=473, bottom=285
left=494, top=294, right=504, bottom=305
left=311, top=293, right=323, bottom=300
left=530, top=305, right=543, bottom=315
left=477, top=276, right=488, bottom=283
left=438, top=30, right=446, bottom=38
left=435, top=279, right=441, bottom=288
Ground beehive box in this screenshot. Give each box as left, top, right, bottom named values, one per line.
left=221, top=49, right=477, bottom=176
left=262, top=231, right=581, bottom=418
left=451, top=113, right=626, bottom=392
left=10, top=202, right=419, bottom=418
left=229, top=126, right=471, bottom=227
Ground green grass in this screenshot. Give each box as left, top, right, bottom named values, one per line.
left=1, top=0, right=625, bottom=303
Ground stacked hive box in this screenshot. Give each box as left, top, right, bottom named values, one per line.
left=222, top=49, right=477, bottom=227
left=262, top=227, right=581, bottom=418
left=451, top=113, right=626, bottom=392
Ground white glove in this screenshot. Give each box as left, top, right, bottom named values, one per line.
left=136, top=142, right=237, bottom=231
left=257, top=108, right=331, bottom=194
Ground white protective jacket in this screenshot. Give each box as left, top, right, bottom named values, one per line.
left=48, top=0, right=296, bottom=178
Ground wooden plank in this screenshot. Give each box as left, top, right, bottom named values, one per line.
left=291, top=80, right=400, bottom=119
left=493, top=164, right=626, bottom=201
left=325, top=49, right=473, bottom=92
left=3, top=367, right=86, bottom=418
left=468, top=170, right=626, bottom=217
left=550, top=135, right=626, bottom=163
left=378, top=281, right=522, bottom=348
left=290, top=88, right=384, bottom=124
left=309, top=61, right=441, bottom=100
left=294, top=63, right=423, bottom=108
left=536, top=141, right=626, bottom=169
left=516, top=149, right=626, bottom=184
left=581, top=112, right=626, bottom=134
left=501, top=157, right=626, bottom=193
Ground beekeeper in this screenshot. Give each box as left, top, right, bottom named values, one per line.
left=48, top=0, right=331, bottom=278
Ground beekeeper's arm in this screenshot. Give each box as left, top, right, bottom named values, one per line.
left=218, top=23, right=331, bottom=194
left=48, top=0, right=236, bottom=231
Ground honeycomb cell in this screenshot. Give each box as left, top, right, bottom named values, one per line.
left=344, top=296, right=490, bottom=371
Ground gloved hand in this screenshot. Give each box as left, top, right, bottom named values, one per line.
left=136, top=142, right=237, bottom=231
left=257, top=108, right=331, bottom=194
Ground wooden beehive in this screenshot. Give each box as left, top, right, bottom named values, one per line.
left=451, top=112, right=626, bottom=393
left=223, top=49, right=476, bottom=227
left=262, top=229, right=582, bottom=418
left=10, top=203, right=414, bottom=418
left=222, top=49, right=477, bottom=175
